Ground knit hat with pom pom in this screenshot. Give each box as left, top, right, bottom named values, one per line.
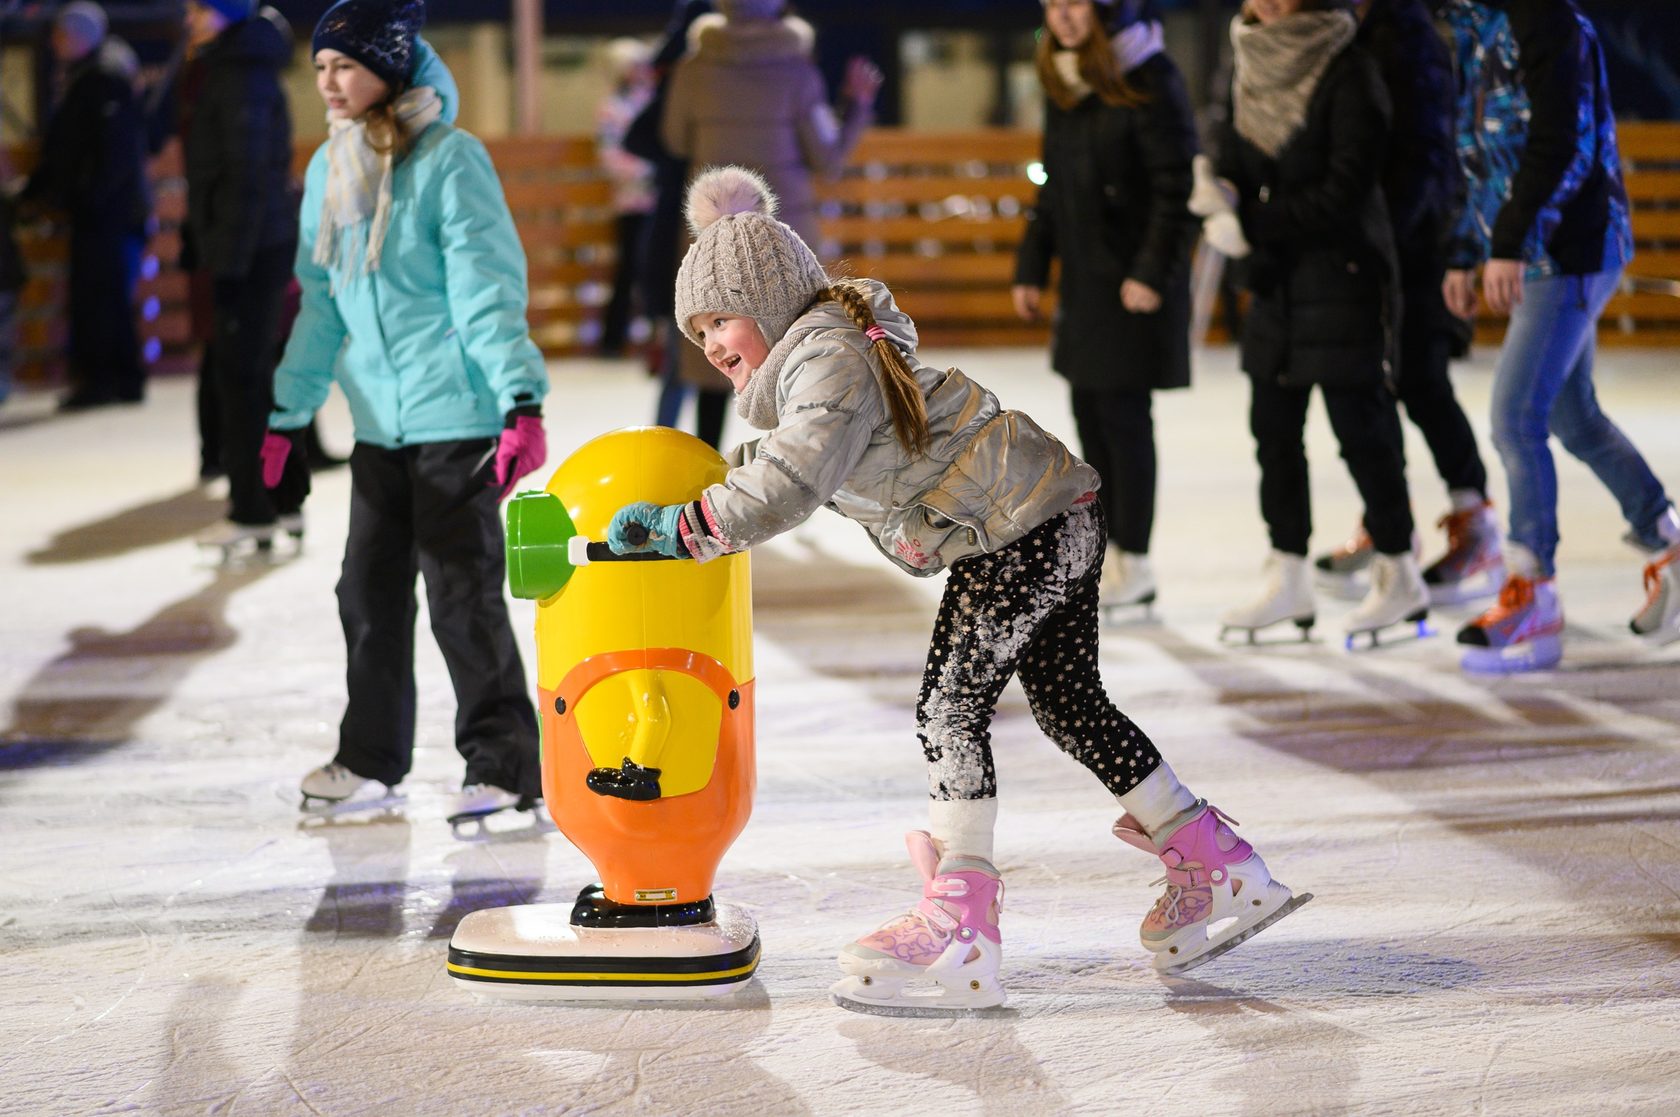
left=674, top=165, right=829, bottom=350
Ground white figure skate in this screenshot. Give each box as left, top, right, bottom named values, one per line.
left=1344, top=552, right=1431, bottom=650
left=299, top=761, right=403, bottom=816
left=1220, top=551, right=1315, bottom=643
left=1312, top=522, right=1374, bottom=600
left=1114, top=801, right=1311, bottom=977
left=1100, top=543, right=1157, bottom=623
left=196, top=520, right=279, bottom=564
left=831, top=831, right=1008, bottom=1017
left=448, top=783, right=540, bottom=839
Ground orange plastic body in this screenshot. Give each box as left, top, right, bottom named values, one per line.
left=530, top=428, right=755, bottom=906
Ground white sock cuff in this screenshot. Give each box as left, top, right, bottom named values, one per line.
left=1116, top=762, right=1197, bottom=837
left=928, top=797, right=999, bottom=863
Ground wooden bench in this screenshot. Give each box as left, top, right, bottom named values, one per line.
left=8, top=122, right=1678, bottom=387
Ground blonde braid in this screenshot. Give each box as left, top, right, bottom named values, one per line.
left=822, top=281, right=930, bottom=456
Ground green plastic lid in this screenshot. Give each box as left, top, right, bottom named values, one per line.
left=505, top=491, right=577, bottom=600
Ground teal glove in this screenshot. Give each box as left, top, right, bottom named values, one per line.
left=608, top=501, right=686, bottom=557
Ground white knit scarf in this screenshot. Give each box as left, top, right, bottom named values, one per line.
left=314, top=86, right=443, bottom=275
left=1230, top=11, right=1357, bottom=158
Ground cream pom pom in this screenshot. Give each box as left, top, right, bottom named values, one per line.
left=685, top=165, right=778, bottom=235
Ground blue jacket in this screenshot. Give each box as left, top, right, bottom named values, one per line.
left=271, top=43, right=547, bottom=447
left=1443, top=0, right=1632, bottom=278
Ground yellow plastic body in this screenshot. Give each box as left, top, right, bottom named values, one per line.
left=534, top=427, right=755, bottom=905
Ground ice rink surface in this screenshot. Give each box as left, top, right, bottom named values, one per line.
left=3, top=345, right=1678, bottom=1115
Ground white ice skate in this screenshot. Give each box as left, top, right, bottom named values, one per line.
left=1100, top=544, right=1157, bottom=623
left=1343, top=552, right=1431, bottom=650
left=196, top=520, right=280, bottom=564
left=831, top=831, right=1009, bottom=1017
left=299, top=761, right=403, bottom=816
left=278, top=511, right=306, bottom=549
left=1114, top=802, right=1311, bottom=977
left=448, top=783, right=540, bottom=839
left=1220, top=551, right=1315, bottom=643
left=1631, top=544, right=1680, bottom=646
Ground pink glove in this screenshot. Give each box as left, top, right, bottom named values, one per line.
left=494, top=414, right=547, bottom=499
left=260, top=430, right=293, bottom=488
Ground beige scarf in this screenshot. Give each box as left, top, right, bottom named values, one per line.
left=314, top=86, right=443, bottom=275
left=1230, top=11, right=1358, bottom=158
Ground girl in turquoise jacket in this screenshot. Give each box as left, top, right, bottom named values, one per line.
left=265, top=0, right=549, bottom=825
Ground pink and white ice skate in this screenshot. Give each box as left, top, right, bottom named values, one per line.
left=1114, top=801, right=1310, bottom=977
left=831, top=830, right=1007, bottom=1016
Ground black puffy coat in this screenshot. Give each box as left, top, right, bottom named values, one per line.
left=23, top=46, right=150, bottom=233
left=1357, top=0, right=1455, bottom=285
left=183, top=16, right=296, bottom=279
left=1014, top=52, right=1200, bottom=393
left=1218, top=44, right=1398, bottom=390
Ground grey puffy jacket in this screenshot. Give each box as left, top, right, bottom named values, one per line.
left=702, top=281, right=1099, bottom=577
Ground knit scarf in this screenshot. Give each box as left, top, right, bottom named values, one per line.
left=314, top=86, right=443, bottom=275
left=733, top=318, right=813, bottom=430
left=1230, top=11, right=1357, bottom=158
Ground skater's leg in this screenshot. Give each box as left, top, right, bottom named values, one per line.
left=694, top=388, right=728, bottom=450
left=1395, top=276, right=1488, bottom=500
left=1248, top=376, right=1314, bottom=557
left=1013, top=505, right=1167, bottom=795
left=412, top=440, right=541, bottom=798
left=1488, top=272, right=1598, bottom=577
left=210, top=245, right=291, bottom=528
left=1321, top=382, right=1414, bottom=556
left=335, top=445, right=421, bottom=786
left=1072, top=389, right=1155, bottom=554
left=1544, top=270, right=1672, bottom=546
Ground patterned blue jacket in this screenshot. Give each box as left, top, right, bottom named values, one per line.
left=1442, top=0, right=1632, bottom=278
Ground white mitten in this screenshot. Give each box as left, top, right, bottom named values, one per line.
left=1203, top=211, right=1252, bottom=259
left=1187, top=153, right=1238, bottom=218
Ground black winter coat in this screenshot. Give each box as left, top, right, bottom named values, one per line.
left=1218, top=44, right=1398, bottom=390
left=23, top=47, right=150, bottom=232
left=184, top=17, right=296, bottom=279
left=1014, top=53, right=1200, bottom=393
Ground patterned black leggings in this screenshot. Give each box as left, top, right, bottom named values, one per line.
left=917, top=500, right=1164, bottom=800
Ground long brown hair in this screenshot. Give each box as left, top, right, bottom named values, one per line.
left=362, top=85, right=417, bottom=160
left=812, top=280, right=930, bottom=456
left=1035, top=8, right=1146, bottom=111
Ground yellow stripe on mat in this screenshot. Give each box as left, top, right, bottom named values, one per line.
left=447, top=951, right=759, bottom=984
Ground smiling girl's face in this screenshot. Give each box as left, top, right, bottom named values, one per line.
left=314, top=49, right=391, bottom=120
left=690, top=313, right=770, bottom=392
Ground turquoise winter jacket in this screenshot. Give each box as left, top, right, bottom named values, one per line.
left=270, top=43, right=547, bottom=447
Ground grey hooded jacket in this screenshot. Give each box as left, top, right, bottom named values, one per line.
left=701, top=280, right=1099, bottom=577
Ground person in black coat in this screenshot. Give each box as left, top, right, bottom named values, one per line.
left=181, top=0, right=301, bottom=548
left=21, top=2, right=150, bottom=410
left=1211, top=0, right=1426, bottom=645
left=1311, top=0, right=1500, bottom=603
left=1014, top=0, right=1200, bottom=616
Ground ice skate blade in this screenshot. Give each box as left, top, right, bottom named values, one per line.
left=829, top=978, right=1009, bottom=1018
left=1155, top=891, right=1314, bottom=978
left=1101, top=599, right=1158, bottom=627
left=298, top=790, right=405, bottom=822
left=1219, top=616, right=1314, bottom=646
left=1344, top=615, right=1433, bottom=651
left=449, top=797, right=543, bottom=840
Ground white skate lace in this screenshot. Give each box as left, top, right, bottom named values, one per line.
left=1150, top=876, right=1187, bottom=922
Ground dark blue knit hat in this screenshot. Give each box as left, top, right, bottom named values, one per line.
left=312, top=0, right=425, bottom=91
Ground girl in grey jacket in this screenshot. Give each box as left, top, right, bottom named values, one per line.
left=608, top=167, right=1307, bottom=1012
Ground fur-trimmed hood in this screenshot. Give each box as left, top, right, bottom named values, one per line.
left=686, top=11, right=815, bottom=61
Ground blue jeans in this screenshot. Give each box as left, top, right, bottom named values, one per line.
left=1490, top=268, right=1671, bottom=575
